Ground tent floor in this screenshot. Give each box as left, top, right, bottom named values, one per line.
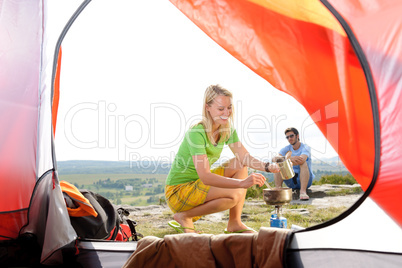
left=0, top=237, right=137, bottom=268
left=286, top=249, right=402, bottom=268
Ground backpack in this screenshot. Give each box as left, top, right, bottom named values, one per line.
left=61, top=181, right=141, bottom=241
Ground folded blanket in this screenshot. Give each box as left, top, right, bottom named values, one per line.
left=123, top=227, right=291, bottom=268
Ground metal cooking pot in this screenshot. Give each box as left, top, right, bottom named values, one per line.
left=263, top=188, right=292, bottom=206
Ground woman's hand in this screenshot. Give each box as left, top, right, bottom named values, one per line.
left=240, top=173, right=267, bottom=188
left=267, top=163, right=280, bottom=173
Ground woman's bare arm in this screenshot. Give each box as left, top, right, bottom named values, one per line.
left=192, top=154, right=266, bottom=188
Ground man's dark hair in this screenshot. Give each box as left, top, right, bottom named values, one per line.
left=284, top=127, right=299, bottom=135
left=285, top=127, right=300, bottom=141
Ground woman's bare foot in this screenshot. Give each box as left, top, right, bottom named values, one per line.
left=226, top=221, right=256, bottom=233
left=173, top=212, right=196, bottom=233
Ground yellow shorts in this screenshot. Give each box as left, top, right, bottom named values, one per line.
left=165, top=166, right=225, bottom=222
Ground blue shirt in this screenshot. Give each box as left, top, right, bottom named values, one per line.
left=279, top=143, right=315, bottom=180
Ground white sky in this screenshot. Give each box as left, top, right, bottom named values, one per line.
left=48, top=0, right=338, bottom=163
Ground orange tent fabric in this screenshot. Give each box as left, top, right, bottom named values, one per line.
left=169, top=0, right=402, bottom=227
left=52, top=47, right=62, bottom=136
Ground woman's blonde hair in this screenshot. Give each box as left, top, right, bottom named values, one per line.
left=198, top=84, right=234, bottom=144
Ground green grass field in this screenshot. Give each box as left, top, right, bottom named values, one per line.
left=59, top=173, right=167, bottom=206
left=59, top=173, right=167, bottom=184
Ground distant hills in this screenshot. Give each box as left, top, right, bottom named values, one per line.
left=57, top=157, right=348, bottom=176
left=312, top=156, right=345, bottom=166
left=315, top=156, right=342, bottom=163
left=57, top=160, right=171, bottom=175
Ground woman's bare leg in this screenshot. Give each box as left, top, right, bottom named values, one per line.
left=173, top=158, right=253, bottom=233
left=222, top=158, right=251, bottom=232
left=173, top=193, right=241, bottom=232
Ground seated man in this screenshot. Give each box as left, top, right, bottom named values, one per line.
left=273, top=127, right=315, bottom=200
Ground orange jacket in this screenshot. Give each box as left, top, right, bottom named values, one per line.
left=60, top=180, right=98, bottom=217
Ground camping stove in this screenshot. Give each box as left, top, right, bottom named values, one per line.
left=270, top=205, right=287, bottom=228
left=263, top=188, right=292, bottom=229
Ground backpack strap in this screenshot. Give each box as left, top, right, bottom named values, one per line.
left=126, top=219, right=139, bottom=241
left=116, top=207, right=141, bottom=241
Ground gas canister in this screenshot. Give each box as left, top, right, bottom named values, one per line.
left=270, top=214, right=287, bottom=228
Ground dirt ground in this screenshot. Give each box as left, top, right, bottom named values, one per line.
left=125, top=187, right=363, bottom=231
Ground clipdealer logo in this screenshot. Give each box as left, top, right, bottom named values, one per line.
left=63, top=100, right=339, bottom=163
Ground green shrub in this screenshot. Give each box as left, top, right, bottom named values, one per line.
left=159, top=196, right=166, bottom=205
left=313, top=174, right=357, bottom=185
left=326, top=187, right=363, bottom=196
